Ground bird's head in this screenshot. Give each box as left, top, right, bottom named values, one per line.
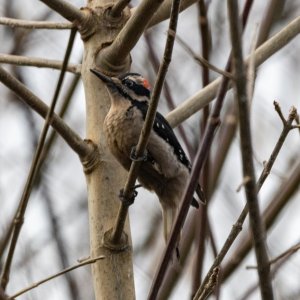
left=90, top=69, right=151, bottom=102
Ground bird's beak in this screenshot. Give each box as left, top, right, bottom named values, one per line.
left=90, top=68, right=116, bottom=87
left=90, top=68, right=112, bottom=83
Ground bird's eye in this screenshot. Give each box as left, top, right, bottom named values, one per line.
left=125, top=79, right=134, bottom=87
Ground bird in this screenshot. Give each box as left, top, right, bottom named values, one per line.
left=90, top=68, right=205, bottom=246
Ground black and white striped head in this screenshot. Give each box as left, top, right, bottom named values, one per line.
left=90, top=69, right=151, bottom=103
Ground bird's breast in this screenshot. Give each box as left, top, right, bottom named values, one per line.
left=104, top=106, right=144, bottom=170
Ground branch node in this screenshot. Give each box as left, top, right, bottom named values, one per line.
left=80, top=140, right=100, bottom=174
left=208, top=116, right=221, bottom=127
left=74, top=7, right=96, bottom=41
left=288, top=106, right=297, bottom=122
left=232, top=221, right=243, bottom=232
left=236, top=175, right=251, bottom=192
left=274, top=100, right=287, bottom=126
left=103, top=228, right=129, bottom=251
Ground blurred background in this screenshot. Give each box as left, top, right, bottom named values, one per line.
left=0, top=0, right=300, bottom=299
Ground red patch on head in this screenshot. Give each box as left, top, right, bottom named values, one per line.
left=143, top=79, right=151, bottom=90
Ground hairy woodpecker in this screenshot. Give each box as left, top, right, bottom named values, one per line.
left=90, top=69, right=204, bottom=244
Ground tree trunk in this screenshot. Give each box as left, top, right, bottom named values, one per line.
left=81, top=1, right=134, bottom=299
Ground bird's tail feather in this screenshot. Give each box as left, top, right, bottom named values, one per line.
left=162, top=204, right=181, bottom=260
left=162, top=204, right=178, bottom=243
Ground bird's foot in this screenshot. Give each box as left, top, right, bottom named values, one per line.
left=130, top=147, right=148, bottom=162
left=119, top=188, right=138, bottom=206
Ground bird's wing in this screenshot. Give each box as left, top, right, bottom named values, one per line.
left=131, top=100, right=204, bottom=206
left=131, top=100, right=190, bottom=168
left=152, top=112, right=191, bottom=168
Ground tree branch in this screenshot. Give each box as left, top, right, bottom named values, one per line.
left=0, top=68, right=90, bottom=157
left=98, top=0, right=164, bottom=72
left=110, top=0, right=131, bottom=17
left=175, top=34, right=233, bottom=79
left=166, top=15, right=300, bottom=128
left=193, top=103, right=298, bottom=299
left=145, top=0, right=197, bottom=28
left=228, top=2, right=273, bottom=298
left=247, top=242, right=300, bottom=269
left=8, top=256, right=105, bottom=299
left=0, top=17, right=72, bottom=29
left=39, top=0, right=86, bottom=23
left=0, top=28, right=78, bottom=291
left=0, top=54, right=80, bottom=73
left=148, top=1, right=255, bottom=298
left=221, top=106, right=299, bottom=283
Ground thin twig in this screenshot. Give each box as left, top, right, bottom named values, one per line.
left=0, top=29, right=77, bottom=290
left=0, top=54, right=80, bottom=73
left=229, top=2, right=273, bottom=298
left=193, top=104, right=298, bottom=298
left=0, top=67, right=89, bottom=157
left=256, top=0, right=284, bottom=47
left=247, top=25, right=259, bottom=103
left=0, top=17, right=73, bottom=29
left=241, top=241, right=300, bottom=300
left=8, top=255, right=105, bottom=299
left=175, top=35, right=233, bottom=79
left=192, top=0, right=211, bottom=296
left=207, top=0, right=285, bottom=231
left=144, top=31, right=193, bottom=154
left=148, top=1, right=254, bottom=299
left=146, top=0, right=197, bottom=28
left=39, top=0, right=86, bottom=24
left=109, top=0, right=182, bottom=246
left=247, top=242, right=300, bottom=269
left=166, top=15, right=300, bottom=128
left=110, top=0, right=131, bottom=17
left=274, top=101, right=287, bottom=125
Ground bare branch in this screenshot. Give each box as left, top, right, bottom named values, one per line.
left=228, top=2, right=273, bottom=298
left=110, top=0, right=131, bottom=17
left=0, top=17, right=72, bottom=29
left=175, top=34, right=234, bottom=79
left=166, top=15, right=300, bottom=128
left=8, top=256, right=105, bottom=299
left=0, top=29, right=78, bottom=291
left=256, top=0, right=284, bottom=47
left=0, top=54, right=80, bottom=73
left=149, top=1, right=255, bottom=299
left=39, top=0, right=86, bottom=24
left=192, top=0, right=211, bottom=295
left=109, top=0, right=182, bottom=246
left=98, top=0, right=165, bottom=72
left=241, top=241, right=300, bottom=299
left=194, top=104, right=298, bottom=298
left=145, top=0, right=197, bottom=28
left=144, top=31, right=193, bottom=154
left=0, top=67, right=89, bottom=157
left=247, top=25, right=258, bottom=102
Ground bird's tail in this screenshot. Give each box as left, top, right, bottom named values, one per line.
left=162, top=203, right=181, bottom=260
left=162, top=203, right=178, bottom=243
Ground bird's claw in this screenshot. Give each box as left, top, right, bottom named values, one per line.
left=119, top=188, right=138, bottom=206
left=130, top=147, right=148, bottom=162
